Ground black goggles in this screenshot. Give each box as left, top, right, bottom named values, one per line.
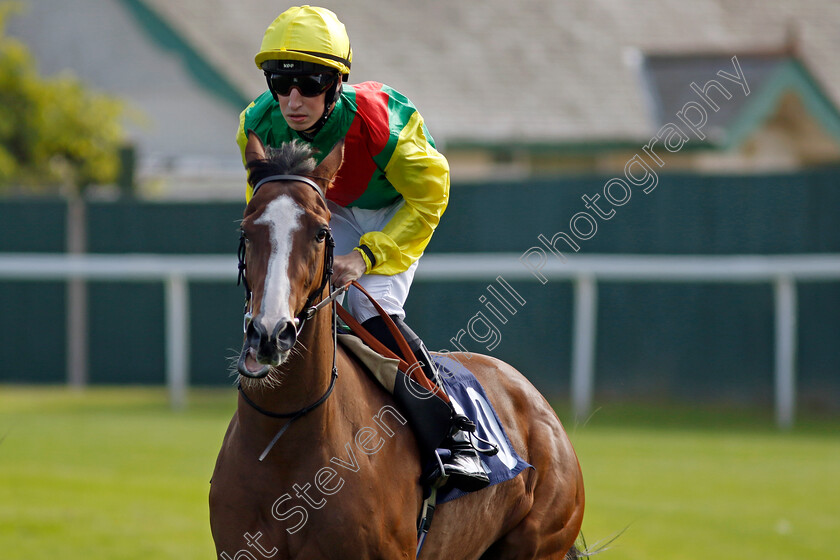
left=266, top=72, right=337, bottom=97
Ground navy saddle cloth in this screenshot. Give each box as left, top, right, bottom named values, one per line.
left=431, top=354, right=533, bottom=503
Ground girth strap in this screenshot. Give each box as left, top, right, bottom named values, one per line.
left=416, top=485, right=440, bottom=556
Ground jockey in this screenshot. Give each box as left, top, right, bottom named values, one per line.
left=236, top=5, right=489, bottom=491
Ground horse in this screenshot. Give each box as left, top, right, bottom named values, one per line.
left=209, top=133, right=585, bottom=559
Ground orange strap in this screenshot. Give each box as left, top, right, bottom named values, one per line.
left=337, top=281, right=448, bottom=402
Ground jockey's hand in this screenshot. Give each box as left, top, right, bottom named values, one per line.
left=332, top=250, right=367, bottom=288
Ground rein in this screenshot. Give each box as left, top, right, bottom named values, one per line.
left=236, top=173, right=343, bottom=461
left=237, top=300, right=338, bottom=462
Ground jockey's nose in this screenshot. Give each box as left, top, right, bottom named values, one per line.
left=287, top=87, right=303, bottom=107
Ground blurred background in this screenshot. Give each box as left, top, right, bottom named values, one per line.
left=1, top=1, right=838, bottom=559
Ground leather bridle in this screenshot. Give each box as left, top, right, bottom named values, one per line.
left=237, top=174, right=334, bottom=338
left=236, top=173, right=347, bottom=461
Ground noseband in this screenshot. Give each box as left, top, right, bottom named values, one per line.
left=236, top=173, right=345, bottom=461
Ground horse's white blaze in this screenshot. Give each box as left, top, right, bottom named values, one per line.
left=255, top=195, right=303, bottom=332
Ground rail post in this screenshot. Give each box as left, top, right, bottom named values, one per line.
left=165, top=275, right=190, bottom=410
left=571, top=275, right=598, bottom=422
left=774, top=276, right=797, bottom=430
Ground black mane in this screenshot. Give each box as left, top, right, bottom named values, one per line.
left=247, top=140, right=318, bottom=188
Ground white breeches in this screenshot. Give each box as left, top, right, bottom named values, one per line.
left=328, top=199, right=418, bottom=323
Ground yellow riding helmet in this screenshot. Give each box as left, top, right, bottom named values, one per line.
left=255, top=6, right=352, bottom=80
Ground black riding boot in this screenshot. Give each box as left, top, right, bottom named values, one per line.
left=362, top=315, right=490, bottom=492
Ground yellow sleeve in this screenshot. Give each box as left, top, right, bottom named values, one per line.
left=235, top=103, right=256, bottom=203
left=358, top=111, right=450, bottom=275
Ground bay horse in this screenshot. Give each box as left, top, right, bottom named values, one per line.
left=209, top=133, right=584, bottom=559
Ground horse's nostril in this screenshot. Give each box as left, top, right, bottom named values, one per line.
left=273, top=319, right=297, bottom=351
left=247, top=320, right=267, bottom=346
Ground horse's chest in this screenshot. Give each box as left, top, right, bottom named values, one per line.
left=212, top=433, right=419, bottom=558
left=216, top=491, right=415, bottom=559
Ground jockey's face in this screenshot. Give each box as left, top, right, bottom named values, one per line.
left=278, top=87, right=327, bottom=132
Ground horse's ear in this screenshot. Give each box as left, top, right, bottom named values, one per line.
left=244, top=130, right=267, bottom=165
left=314, top=139, right=345, bottom=183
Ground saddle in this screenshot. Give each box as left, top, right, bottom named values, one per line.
left=335, top=282, right=532, bottom=554
left=334, top=282, right=443, bottom=397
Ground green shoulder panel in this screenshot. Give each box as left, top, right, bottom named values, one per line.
left=370, top=84, right=433, bottom=171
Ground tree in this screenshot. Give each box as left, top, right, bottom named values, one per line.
left=0, top=3, right=126, bottom=193
left=1, top=3, right=132, bottom=388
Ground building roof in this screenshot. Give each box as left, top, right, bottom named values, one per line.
left=8, top=0, right=840, bottom=197
left=642, top=52, right=840, bottom=150
left=139, top=0, right=840, bottom=150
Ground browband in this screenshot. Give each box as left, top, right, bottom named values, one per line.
left=251, top=174, right=326, bottom=200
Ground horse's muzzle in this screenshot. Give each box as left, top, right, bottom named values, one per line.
left=237, top=316, right=297, bottom=378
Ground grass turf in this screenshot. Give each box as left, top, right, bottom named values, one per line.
left=0, top=387, right=837, bottom=559
left=562, top=404, right=840, bottom=560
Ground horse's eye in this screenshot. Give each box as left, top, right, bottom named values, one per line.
left=315, top=227, right=329, bottom=243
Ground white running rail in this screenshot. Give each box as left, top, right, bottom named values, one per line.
left=2, top=252, right=839, bottom=427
